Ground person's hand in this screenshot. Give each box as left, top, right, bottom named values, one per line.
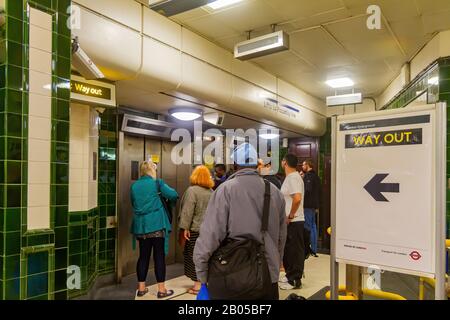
left=184, top=229, right=191, bottom=241
left=286, top=217, right=291, bottom=225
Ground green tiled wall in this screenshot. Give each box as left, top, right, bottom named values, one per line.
left=98, top=108, right=117, bottom=275
left=0, top=0, right=71, bottom=300
left=380, top=57, right=450, bottom=238
left=67, top=208, right=98, bottom=299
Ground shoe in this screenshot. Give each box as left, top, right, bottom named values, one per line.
left=136, top=288, right=149, bottom=297
left=279, top=282, right=295, bottom=290
left=279, top=280, right=302, bottom=290
left=157, top=289, right=174, bottom=299
left=278, top=275, right=288, bottom=283
left=312, top=253, right=319, bottom=257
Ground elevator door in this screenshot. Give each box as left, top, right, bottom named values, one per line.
left=117, top=134, right=192, bottom=281
left=118, top=135, right=143, bottom=280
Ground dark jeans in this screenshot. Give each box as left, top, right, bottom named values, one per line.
left=283, top=221, right=305, bottom=284
left=304, top=208, right=318, bottom=253
left=137, top=237, right=166, bottom=283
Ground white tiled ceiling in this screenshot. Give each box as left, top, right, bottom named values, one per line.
left=170, top=0, right=450, bottom=99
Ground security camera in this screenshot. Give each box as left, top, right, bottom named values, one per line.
left=95, top=107, right=106, bottom=114
left=204, top=112, right=225, bottom=126
left=71, top=37, right=104, bottom=80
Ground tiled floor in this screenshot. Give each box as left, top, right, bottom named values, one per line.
left=135, top=254, right=346, bottom=300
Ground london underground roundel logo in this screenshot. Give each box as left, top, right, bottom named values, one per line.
left=410, top=251, right=422, bottom=261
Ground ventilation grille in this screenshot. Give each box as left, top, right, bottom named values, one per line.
left=236, top=35, right=280, bottom=54
left=121, top=114, right=176, bottom=138
left=234, top=30, right=289, bottom=60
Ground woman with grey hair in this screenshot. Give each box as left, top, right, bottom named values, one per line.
left=130, top=161, right=178, bottom=298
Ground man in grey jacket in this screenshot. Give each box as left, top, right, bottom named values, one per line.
left=194, top=143, right=287, bottom=300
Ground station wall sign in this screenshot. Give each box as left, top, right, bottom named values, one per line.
left=335, top=107, right=436, bottom=277
left=70, top=75, right=116, bottom=107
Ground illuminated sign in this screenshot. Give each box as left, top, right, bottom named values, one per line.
left=345, top=128, right=422, bottom=149
left=70, top=80, right=111, bottom=100
left=70, top=75, right=116, bottom=107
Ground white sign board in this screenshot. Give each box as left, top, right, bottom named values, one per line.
left=335, top=107, right=436, bottom=277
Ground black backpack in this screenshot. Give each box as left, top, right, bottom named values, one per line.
left=156, top=179, right=173, bottom=224
left=207, top=180, right=272, bottom=300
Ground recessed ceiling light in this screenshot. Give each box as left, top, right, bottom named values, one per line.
left=169, top=108, right=202, bottom=121
left=326, top=77, right=354, bottom=88
left=259, top=133, right=279, bottom=140
left=207, top=0, right=243, bottom=10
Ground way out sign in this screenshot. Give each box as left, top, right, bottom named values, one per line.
left=334, top=106, right=439, bottom=277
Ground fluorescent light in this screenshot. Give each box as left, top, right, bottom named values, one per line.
left=259, top=133, right=279, bottom=140
left=169, top=108, right=202, bottom=121
left=428, top=76, right=439, bottom=85
left=326, top=77, right=354, bottom=88
left=207, top=0, right=243, bottom=10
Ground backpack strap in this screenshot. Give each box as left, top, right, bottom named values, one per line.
left=261, top=179, right=271, bottom=232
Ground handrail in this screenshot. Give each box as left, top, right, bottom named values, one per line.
left=325, top=285, right=406, bottom=300
left=419, top=275, right=450, bottom=299
left=325, top=286, right=357, bottom=300
left=326, top=226, right=449, bottom=300
left=362, top=289, right=406, bottom=300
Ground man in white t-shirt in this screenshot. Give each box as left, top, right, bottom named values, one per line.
left=279, top=153, right=305, bottom=290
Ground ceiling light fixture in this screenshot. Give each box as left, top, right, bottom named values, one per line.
left=169, top=108, right=202, bottom=121
left=207, top=0, right=243, bottom=10
left=259, top=133, right=279, bottom=140
left=326, top=77, right=354, bottom=88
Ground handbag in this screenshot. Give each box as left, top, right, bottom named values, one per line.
left=206, top=179, right=272, bottom=300
left=156, top=179, right=173, bottom=224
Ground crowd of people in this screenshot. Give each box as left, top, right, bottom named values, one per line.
left=129, top=143, right=321, bottom=300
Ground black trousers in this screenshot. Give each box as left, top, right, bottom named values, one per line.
left=283, top=221, right=305, bottom=284
left=137, top=237, right=166, bottom=283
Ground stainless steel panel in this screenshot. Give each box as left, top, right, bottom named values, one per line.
left=117, top=134, right=144, bottom=281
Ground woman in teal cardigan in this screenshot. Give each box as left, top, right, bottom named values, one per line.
left=130, top=161, right=178, bottom=298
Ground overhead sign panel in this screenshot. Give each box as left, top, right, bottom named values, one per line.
left=335, top=107, right=436, bottom=277
left=70, top=75, right=116, bottom=107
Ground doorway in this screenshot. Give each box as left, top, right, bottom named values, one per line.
left=116, top=133, right=191, bottom=281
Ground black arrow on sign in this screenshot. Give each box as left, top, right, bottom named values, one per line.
left=364, top=174, right=400, bottom=202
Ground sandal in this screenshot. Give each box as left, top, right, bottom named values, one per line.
left=157, top=289, right=174, bottom=299
left=187, top=288, right=200, bottom=295
left=136, top=288, right=149, bottom=297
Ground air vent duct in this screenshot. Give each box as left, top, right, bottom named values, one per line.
left=234, top=30, right=289, bottom=60
left=121, top=114, right=177, bottom=138
left=326, top=93, right=363, bottom=107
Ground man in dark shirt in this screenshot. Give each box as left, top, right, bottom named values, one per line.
left=302, top=160, right=321, bottom=257
left=213, top=164, right=228, bottom=190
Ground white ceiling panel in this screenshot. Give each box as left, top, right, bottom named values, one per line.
left=326, top=15, right=401, bottom=61
left=421, top=10, right=450, bottom=35
left=262, top=0, right=345, bottom=22
left=415, top=0, right=450, bottom=15
left=183, top=15, right=240, bottom=40
left=165, top=0, right=450, bottom=102
left=290, top=28, right=355, bottom=68
left=170, top=7, right=209, bottom=23
left=205, top=0, right=285, bottom=33
left=288, top=7, right=352, bottom=31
